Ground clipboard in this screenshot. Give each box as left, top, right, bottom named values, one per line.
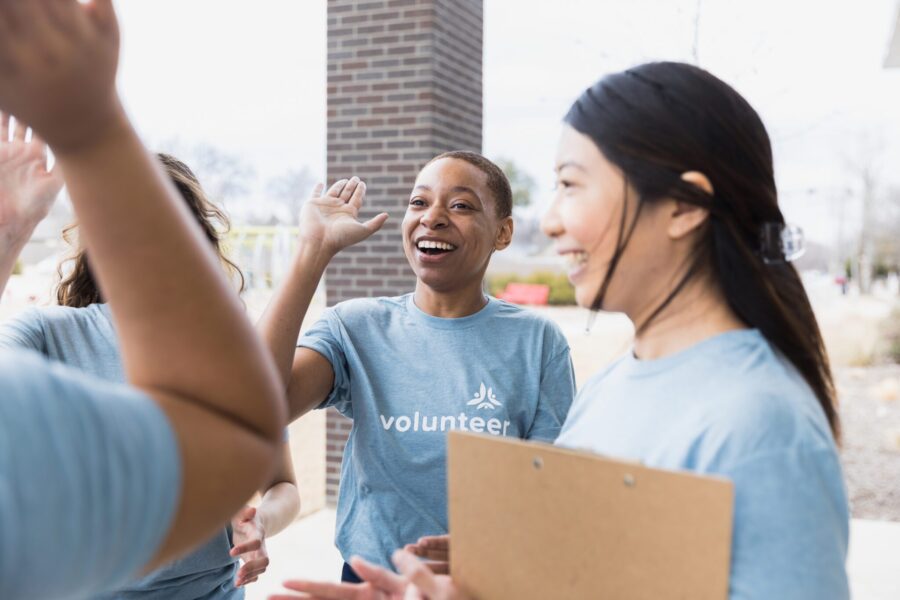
left=447, top=431, right=734, bottom=600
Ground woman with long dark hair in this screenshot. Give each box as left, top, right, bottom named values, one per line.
left=0, top=151, right=301, bottom=599
left=276, top=62, right=849, bottom=600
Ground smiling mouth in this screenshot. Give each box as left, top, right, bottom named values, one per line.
left=562, top=251, right=589, bottom=268
left=416, top=240, right=458, bottom=256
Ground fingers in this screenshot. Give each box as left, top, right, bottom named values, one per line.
left=418, top=535, right=450, bottom=549
left=326, top=179, right=349, bottom=198
left=282, top=580, right=363, bottom=599
left=13, top=117, right=27, bottom=141
left=310, top=183, right=325, bottom=199
left=236, top=557, right=270, bottom=587
left=348, top=180, right=366, bottom=210
left=230, top=538, right=263, bottom=556
left=406, top=536, right=449, bottom=561
left=350, top=555, right=408, bottom=593
left=31, top=132, right=49, bottom=164
left=392, top=551, right=439, bottom=597
left=363, top=213, right=389, bottom=234
left=423, top=561, right=450, bottom=575
left=235, top=505, right=256, bottom=522
left=339, top=177, right=360, bottom=203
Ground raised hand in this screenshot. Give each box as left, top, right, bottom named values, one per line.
left=298, top=177, right=388, bottom=257
left=0, top=113, right=64, bottom=242
left=0, top=0, right=123, bottom=152
left=230, top=506, right=271, bottom=588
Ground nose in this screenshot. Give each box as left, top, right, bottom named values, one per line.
left=541, top=194, right=564, bottom=239
left=420, top=204, right=448, bottom=230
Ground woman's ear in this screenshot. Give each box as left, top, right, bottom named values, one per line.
left=495, top=216, right=514, bottom=251
left=681, top=171, right=714, bottom=195
left=668, top=171, right=714, bottom=240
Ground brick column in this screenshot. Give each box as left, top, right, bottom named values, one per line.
left=324, top=0, right=483, bottom=505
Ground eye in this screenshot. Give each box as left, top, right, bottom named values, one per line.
left=555, top=179, right=574, bottom=190
left=409, top=198, right=426, bottom=207
left=451, top=202, right=472, bottom=210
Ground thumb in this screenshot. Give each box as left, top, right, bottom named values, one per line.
left=236, top=505, right=256, bottom=522
left=363, top=213, right=389, bottom=233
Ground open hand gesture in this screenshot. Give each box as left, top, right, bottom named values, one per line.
left=298, top=177, right=389, bottom=257
left=230, top=506, right=271, bottom=588
left=0, top=113, right=64, bottom=242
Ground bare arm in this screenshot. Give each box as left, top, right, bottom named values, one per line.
left=256, top=178, right=387, bottom=420
left=0, top=0, right=284, bottom=570
left=230, top=442, right=301, bottom=588
left=259, top=442, right=301, bottom=537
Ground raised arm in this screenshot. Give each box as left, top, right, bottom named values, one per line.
left=257, top=177, right=387, bottom=420
left=0, top=0, right=284, bottom=571
left=0, top=114, right=64, bottom=299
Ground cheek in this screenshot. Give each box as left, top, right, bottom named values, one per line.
left=560, top=194, right=616, bottom=254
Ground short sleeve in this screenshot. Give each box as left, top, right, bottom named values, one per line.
left=726, top=447, right=849, bottom=599
left=526, top=339, right=576, bottom=442
left=297, top=309, right=352, bottom=418
left=0, top=308, right=46, bottom=352
left=0, top=351, right=181, bottom=600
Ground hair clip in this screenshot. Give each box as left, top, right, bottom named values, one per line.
left=759, top=222, right=805, bottom=264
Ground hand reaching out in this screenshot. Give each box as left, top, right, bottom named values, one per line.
left=268, top=551, right=468, bottom=600
left=231, top=506, right=271, bottom=588
left=298, top=177, right=389, bottom=257
left=0, top=113, right=64, bottom=243
left=404, top=535, right=450, bottom=575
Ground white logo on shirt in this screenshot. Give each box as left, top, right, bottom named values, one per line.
left=378, top=381, right=511, bottom=436
left=466, top=382, right=501, bottom=410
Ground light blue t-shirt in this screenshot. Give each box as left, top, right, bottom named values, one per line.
left=556, top=329, right=849, bottom=600
left=0, top=350, right=180, bottom=600
left=0, top=304, right=240, bottom=599
left=299, top=294, right=576, bottom=567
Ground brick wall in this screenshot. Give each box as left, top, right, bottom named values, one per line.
left=325, top=0, right=483, bottom=505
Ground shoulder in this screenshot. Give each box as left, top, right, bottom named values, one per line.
left=23, top=304, right=100, bottom=329
left=699, top=336, right=836, bottom=461
left=330, top=295, right=405, bottom=322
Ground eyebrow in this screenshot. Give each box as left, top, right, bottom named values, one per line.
left=412, top=185, right=483, bottom=203
left=555, top=161, right=587, bottom=173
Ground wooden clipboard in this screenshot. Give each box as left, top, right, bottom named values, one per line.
left=447, top=432, right=733, bottom=600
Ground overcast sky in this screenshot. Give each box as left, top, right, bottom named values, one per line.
left=115, top=0, right=900, bottom=244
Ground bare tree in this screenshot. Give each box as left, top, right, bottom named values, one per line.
left=157, top=139, right=257, bottom=208
left=266, top=167, right=317, bottom=220
left=494, top=157, right=537, bottom=209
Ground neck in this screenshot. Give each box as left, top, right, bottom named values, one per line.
left=413, top=279, right=488, bottom=318
left=631, top=272, right=746, bottom=360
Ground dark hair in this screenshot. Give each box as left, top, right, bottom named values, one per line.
left=56, top=153, right=245, bottom=307
left=565, top=62, right=839, bottom=440
left=424, top=151, right=513, bottom=219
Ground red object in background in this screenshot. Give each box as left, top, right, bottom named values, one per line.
left=496, top=283, right=551, bottom=305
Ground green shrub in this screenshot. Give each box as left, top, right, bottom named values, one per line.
left=488, top=271, right=576, bottom=305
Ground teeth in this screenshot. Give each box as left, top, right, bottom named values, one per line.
left=417, top=240, right=456, bottom=251
left=563, top=252, right=589, bottom=268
